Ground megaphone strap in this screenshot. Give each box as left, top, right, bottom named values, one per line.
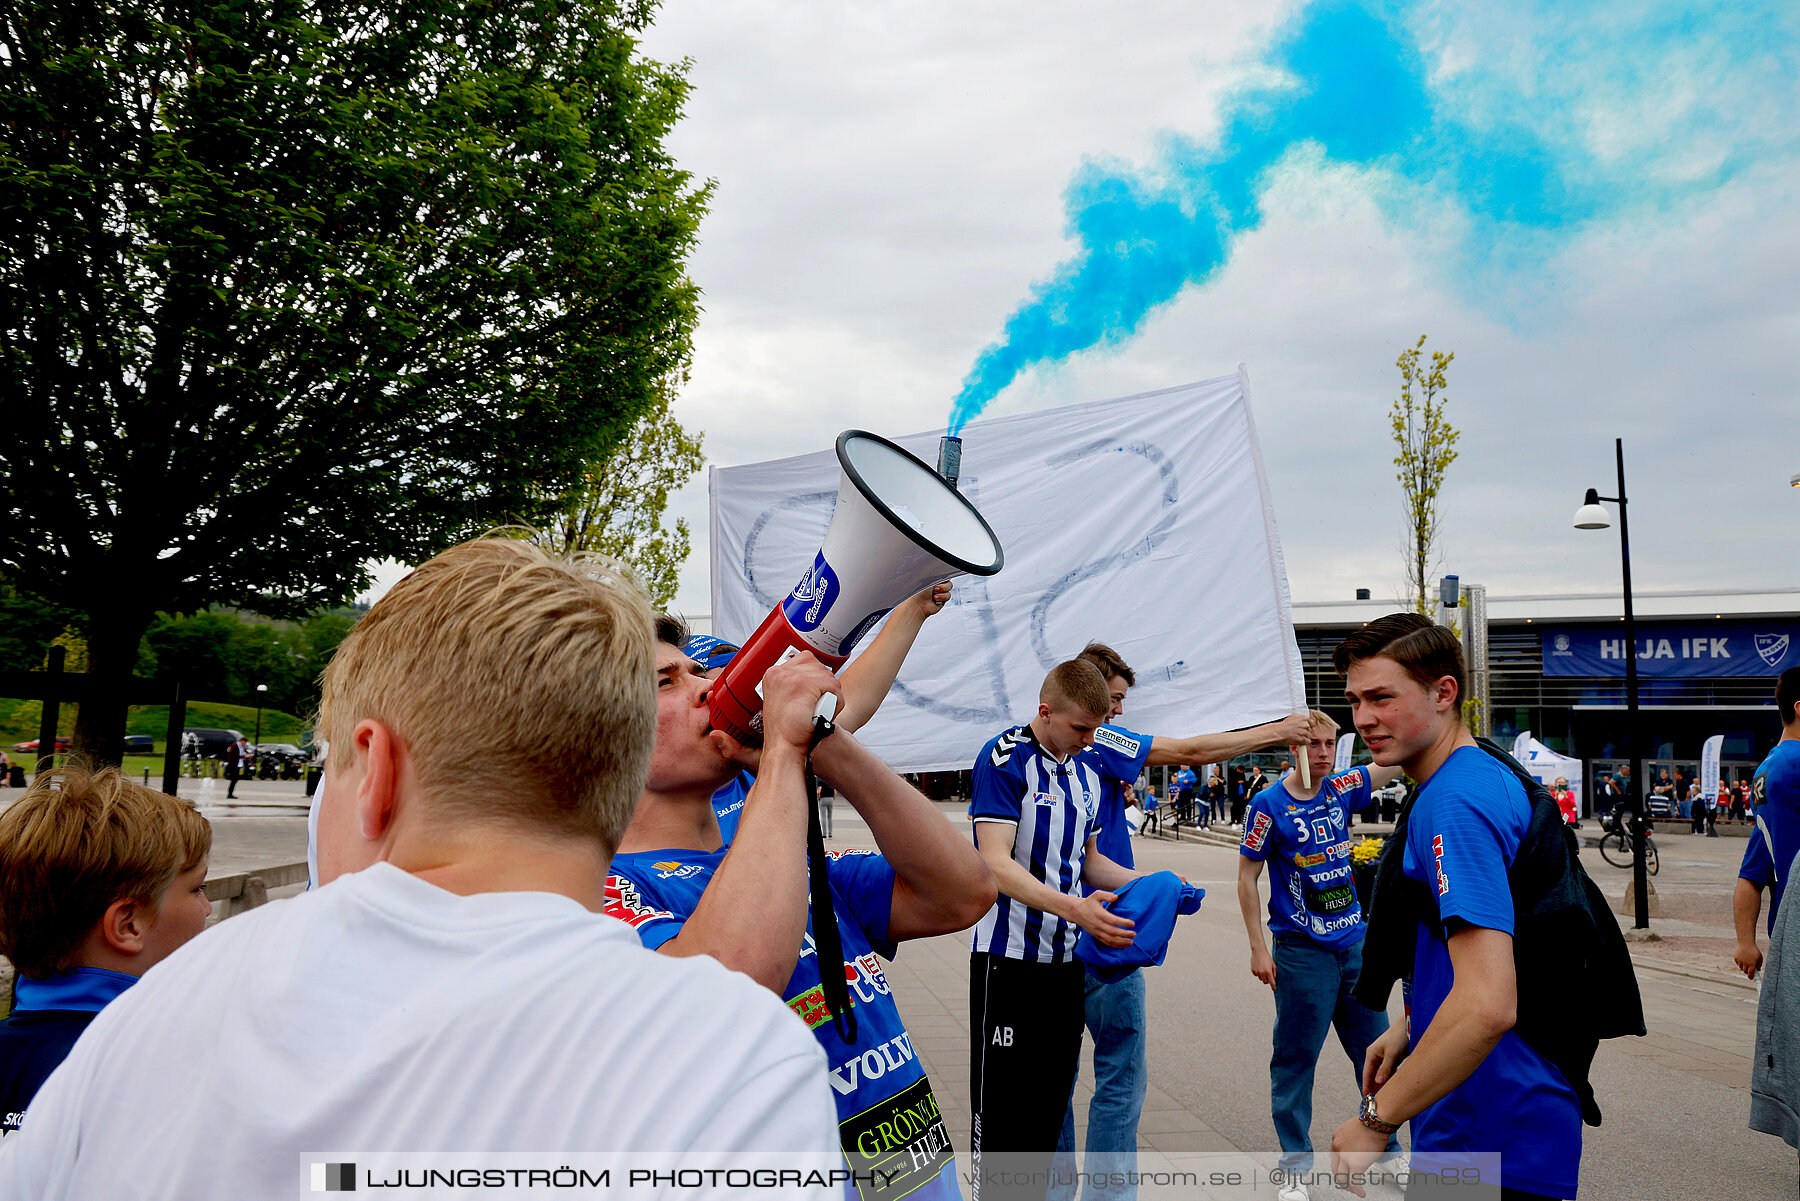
left=804, top=715, right=858, bottom=1046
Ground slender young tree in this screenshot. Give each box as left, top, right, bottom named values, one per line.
left=1390, top=335, right=1459, bottom=614
left=0, top=0, right=710, bottom=763
left=513, top=372, right=704, bottom=608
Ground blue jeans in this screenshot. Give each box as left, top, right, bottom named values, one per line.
left=1270, top=935, right=1400, bottom=1172
left=1049, top=968, right=1147, bottom=1201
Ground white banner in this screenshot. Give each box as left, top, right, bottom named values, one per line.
left=1334, top=732, right=1356, bottom=774
left=707, top=371, right=1305, bottom=773
left=1701, top=734, right=1724, bottom=800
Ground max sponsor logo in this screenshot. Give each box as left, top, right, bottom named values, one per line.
left=1325, top=773, right=1360, bottom=798
left=1244, top=812, right=1272, bottom=852
left=1432, top=834, right=1450, bottom=897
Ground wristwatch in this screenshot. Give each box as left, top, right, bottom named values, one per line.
left=1358, top=1092, right=1399, bottom=1135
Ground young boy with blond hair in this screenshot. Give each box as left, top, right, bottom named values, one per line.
left=0, top=765, right=212, bottom=1137
left=0, top=538, right=839, bottom=1198
left=966, top=658, right=1146, bottom=1198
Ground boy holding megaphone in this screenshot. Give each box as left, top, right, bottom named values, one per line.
left=604, top=607, right=997, bottom=1201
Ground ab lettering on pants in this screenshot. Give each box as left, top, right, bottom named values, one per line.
left=969, top=954, right=1086, bottom=1201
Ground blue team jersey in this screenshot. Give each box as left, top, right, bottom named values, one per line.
left=1173, top=766, right=1196, bottom=794
left=1401, top=745, right=1581, bottom=1198
left=0, top=968, right=137, bottom=1138
left=968, top=724, right=1106, bottom=962
left=710, top=770, right=754, bottom=844
left=0, top=1012, right=96, bottom=1139
left=605, top=848, right=955, bottom=1201
left=1238, top=767, right=1368, bottom=948
left=1741, top=741, right=1800, bottom=932
left=1081, top=724, right=1154, bottom=873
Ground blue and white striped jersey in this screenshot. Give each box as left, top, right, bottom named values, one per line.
left=967, top=723, right=1104, bottom=962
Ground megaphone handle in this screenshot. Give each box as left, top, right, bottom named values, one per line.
left=803, top=715, right=858, bottom=1045
left=815, top=692, right=840, bottom=724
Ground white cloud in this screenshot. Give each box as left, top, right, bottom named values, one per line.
left=633, top=0, right=1799, bottom=618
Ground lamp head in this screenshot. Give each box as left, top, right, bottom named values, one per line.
left=1573, top=488, right=1611, bottom=530
left=1790, top=472, right=1799, bottom=489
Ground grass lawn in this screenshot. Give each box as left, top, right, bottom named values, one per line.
left=2, top=699, right=308, bottom=748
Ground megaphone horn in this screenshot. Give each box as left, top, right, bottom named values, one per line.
left=709, top=430, right=1005, bottom=745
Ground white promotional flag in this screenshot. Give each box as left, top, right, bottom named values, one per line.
left=1701, top=734, right=1724, bottom=800
left=708, top=370, right=1305, bottom=773
left=1334, top=732, right=1356, bottom=774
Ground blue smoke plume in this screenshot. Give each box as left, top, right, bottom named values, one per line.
left=947, top=0, right=1797, bottom=433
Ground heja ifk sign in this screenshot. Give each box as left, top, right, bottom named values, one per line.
left=1540, top=623, right=1800, bottom=678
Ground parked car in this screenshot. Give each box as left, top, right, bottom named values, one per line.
left=181, top=728, right=243, bottom=759
left=9, top=735, right=152, bottom=756
left=10, top=736, right=72, bottom=754
left=252, top=743, right=307, bottom=780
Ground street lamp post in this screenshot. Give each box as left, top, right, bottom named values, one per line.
left=253, top=683, right=268, bottom=748
left=1574, top=437, right=1649, bottom=929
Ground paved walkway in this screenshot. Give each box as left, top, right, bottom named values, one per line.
left=839, top=803, right=1794, bottom=1200
left=5, top=781, right=1788, bottom=1196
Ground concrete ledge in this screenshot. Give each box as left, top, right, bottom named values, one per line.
left=205, top=861, right=309, bottom=921
left=1647, top=819, right=1751, bottom=837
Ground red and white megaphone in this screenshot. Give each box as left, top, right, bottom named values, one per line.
left=709, top=430, right=1005, bottom=744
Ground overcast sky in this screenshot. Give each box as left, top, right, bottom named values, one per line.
left=371, top=1, right=1799, bottom=614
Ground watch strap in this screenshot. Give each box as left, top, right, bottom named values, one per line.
left=1359, top=1093, right=1399, bottom=1135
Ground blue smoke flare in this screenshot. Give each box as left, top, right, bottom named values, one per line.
left=947, top=0, right=1796, bottom=433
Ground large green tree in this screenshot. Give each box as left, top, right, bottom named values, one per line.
left=140, top=606, right=356, bottom=715
left=0, top=0, right=709, bottom=763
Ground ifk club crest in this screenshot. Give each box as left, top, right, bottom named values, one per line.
left=1756, top=634, right=1790, bottom=669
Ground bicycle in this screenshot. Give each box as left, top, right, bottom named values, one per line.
left=1597, top=811, right=1659, bottom=875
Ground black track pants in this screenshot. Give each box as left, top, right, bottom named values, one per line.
left=968, top=952, right=1085, bottom=1201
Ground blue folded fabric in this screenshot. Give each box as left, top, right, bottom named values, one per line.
left=1075, top=870, right=1205, bottom=980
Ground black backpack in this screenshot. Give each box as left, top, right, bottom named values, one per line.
left=1355, top=738, right=1645, bottom=1126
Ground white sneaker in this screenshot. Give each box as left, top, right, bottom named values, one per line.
left=1370, top=1151, right=1410, bottom=1189
left=1276, top=1181, right=1308, bottom=1201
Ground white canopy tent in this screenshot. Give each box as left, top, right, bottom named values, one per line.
left=1511, top=730, right=1584, bottom=806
